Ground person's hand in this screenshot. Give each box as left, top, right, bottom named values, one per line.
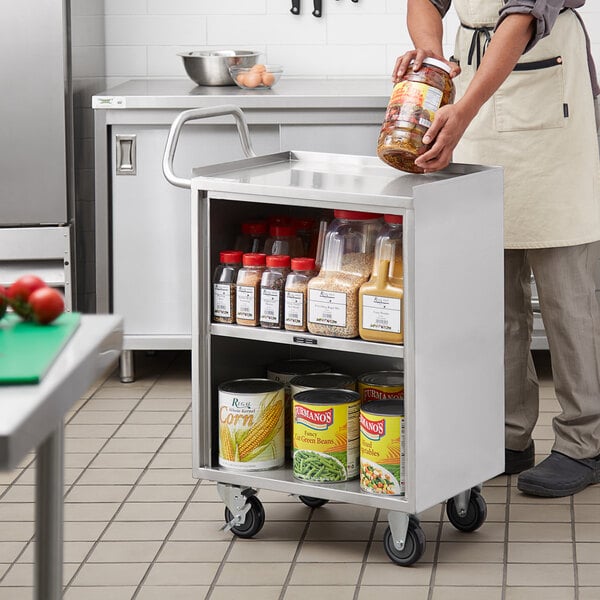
left=414, top=102, right=473, bottom=173
left=392, top=49, right=460, bottom=83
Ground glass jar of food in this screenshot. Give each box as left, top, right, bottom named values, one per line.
left=234, top=221, right=268, bottom=254
left=235, top=253, right=267, bottom=327
left=377, top=58, right=455, bottom=174
left=359, top=214, right=404, bottom=344
left=213, top=250, right=244, bottom=324
left=307, top=210, right=383, bottom=338
left=263, top=224, right=303, bottom=258
left=284, top=257, right=317, bottom=332
left=260, top=254, right=291, bottom=329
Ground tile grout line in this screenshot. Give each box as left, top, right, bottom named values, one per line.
left=276, top=506, right=315, bottom=600
left=352, top=507, right=380, bottom=600
left=59, top=353, right=186, bottom=592
left=571, top=494, right=579, bottom=600
left=202, top=526, right=240, bottom=600
left=501, top=475, right=511, bottom=600
left=426, top=502, right=446, bottom=600
left=130, top=475, right=203, bottom=599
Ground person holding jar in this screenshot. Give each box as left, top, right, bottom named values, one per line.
left=393, top=0, right=600, bottom=497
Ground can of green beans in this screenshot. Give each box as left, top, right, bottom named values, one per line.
left=292, top=388, right=360, bottom=483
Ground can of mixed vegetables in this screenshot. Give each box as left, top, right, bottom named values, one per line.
left=357, top=371, right=404, bottom=404
left=292, top=388, right=360, bottom=483
left=360, top=400, right=405, bottom=495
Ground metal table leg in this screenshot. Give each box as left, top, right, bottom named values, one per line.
left=119, top=349, right=135, bottom=383
left=35, top=422, right=64, bottom=600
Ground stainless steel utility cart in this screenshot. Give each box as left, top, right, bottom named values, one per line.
left=164, top=106, right=505, bottom=566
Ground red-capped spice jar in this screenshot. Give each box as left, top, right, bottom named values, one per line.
left=236, top=253, right=267, bottom=327
left=260, top=254, right=291, bottom=329
left=234, top=221, right=268, bottom=254
left=377, top=58, right=455, bottom=174
left=264, top=225, right=303, bottom=258
left=213, top=250, right=244, bottom=324
left=284, top=257, right=317, bottom=332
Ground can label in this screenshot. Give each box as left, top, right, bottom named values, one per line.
left=358, top=382, right=404, bottom=404
left=219, top=388, right=284, bottom=470
left=359, top=411, right=405, bottom=495
left=293, top=399, right=359, bottom=482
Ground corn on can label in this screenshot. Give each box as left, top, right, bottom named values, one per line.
left=293, top=391, right=360, bottom=482
left=360, top=408, right=405, bottom=495
left=218, top=381, right=284, bottom=471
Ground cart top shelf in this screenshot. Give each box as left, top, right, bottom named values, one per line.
left=191, top=151, right=498, bottom=210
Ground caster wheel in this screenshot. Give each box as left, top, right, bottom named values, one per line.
left=298, top=495, right=329, bottom=508
left=446, top=489, right=487, bottom=532
left=224, top=495, right=265, bottom=539
left=383, top=522, right=426, bottom=566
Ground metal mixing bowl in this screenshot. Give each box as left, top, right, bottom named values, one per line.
left=179, top=50, right=261, bottom=86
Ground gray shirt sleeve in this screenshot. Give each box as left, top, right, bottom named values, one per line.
left=428, top=0, right=452, bottom=17
left=498, top=0, right=584, bottom=52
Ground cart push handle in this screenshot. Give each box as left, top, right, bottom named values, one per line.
left=162, top=105, right=256, bottom=189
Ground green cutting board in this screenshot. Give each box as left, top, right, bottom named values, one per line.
left=0, top=312, right=81, bottom=385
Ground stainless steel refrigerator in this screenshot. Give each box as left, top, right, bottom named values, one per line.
left=0, top=0, right=74, bottom=308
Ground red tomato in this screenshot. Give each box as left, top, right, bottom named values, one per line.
left=7, top=275, right=47, bottom=319
left=27, top=287, right=65, bottom=325
left=0, top=285, right=7, bottom=319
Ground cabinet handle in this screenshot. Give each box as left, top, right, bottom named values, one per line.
left=162, top=105, right=256, bottom=189
left=116, top=135, right=136, bottom=175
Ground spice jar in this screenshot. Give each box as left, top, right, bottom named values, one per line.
left=292, top=218, right=317, bottom=257
left=359, top=214, right=404, bottom=344
left=263, top=224, right=303, bottom=258
left=236, top=253, right=267, bottom=327
left=377, top=58, right=455, bottom=174
left=234, top=221, right=268, bottom=254
left=307, top=210, right=383, bottom=338
left=213, top=250, right=243, bottom=324
left=260, top=255, right=291, bottom=329
left=284, top=257, right=317, bottom=332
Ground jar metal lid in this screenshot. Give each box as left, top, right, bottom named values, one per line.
left=421, top=57, right=452, bottom=75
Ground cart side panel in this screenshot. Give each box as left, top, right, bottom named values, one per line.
left=412, top=168, right=505, bottom=512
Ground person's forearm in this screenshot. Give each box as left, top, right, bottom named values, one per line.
left=457, top=13, right=536, bottom=120
left=407, top=0, right=444, bottom=56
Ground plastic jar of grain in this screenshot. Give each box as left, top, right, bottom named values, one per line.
left=213, top=250, right=243, bottom=324
left=307, top=210, right=383, bottom=338
left=260, top=254, right=291, bottom=329
left=284, top=257, right=317, bottom=332
left=236, top=253, right=267, bottom=327
left=359, top=214, right=404, bottom=344
left=377, top=58, right=455, bottom=174
left=234, top=221, right=268, bottom=254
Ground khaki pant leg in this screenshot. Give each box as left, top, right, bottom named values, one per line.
left=504, top=249, right=540, bottom=451
left=529, top=242, right=600, bottom=459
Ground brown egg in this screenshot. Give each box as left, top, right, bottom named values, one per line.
left=244, top=72, right=262, bottom=88
left=236, top=73, right=247, bottom=87
left=251, top=64, right=266, bottom=73
left=262, top=72, right=276, bottom=87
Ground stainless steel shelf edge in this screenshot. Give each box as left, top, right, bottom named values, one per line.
left=211, top=324, right=404, bottom=358
left=195, top=466, right=412, bottom=512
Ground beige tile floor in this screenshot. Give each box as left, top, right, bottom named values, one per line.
left=1, top=351, right=599, bottom=600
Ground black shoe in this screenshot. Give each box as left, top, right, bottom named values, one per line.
left=504, top=440, right=535, bottom=475
left=517, top=451, right=600, bottom=498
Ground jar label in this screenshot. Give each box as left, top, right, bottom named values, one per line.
left=260, top=288, right=281, bottom=324
left=213, top=283, right=232, bottom=318
left=308, top=289, right=347, bottom=328
left=361, top=294, right=402, bottom=333
left=385, top=81, right=443, bottom=129
left=285, top=291, right=305, bottom=327
left=236, top=285, right=256, bottom=320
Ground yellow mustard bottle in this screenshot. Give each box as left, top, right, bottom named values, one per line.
left=358, top=214, right=403, bottom=344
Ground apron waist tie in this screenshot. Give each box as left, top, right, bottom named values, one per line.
left=461, top=24, right=493, bottom=69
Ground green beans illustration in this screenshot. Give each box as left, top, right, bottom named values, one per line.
left=293, top=450, right=346, bottom=482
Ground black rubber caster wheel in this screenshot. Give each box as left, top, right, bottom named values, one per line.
left=446, top=489, right=487, bottom=532
left=298, top=495, right=329, bottom=508
left=383, top=521, right=426, bottom=566
left=224, top=495, right=265, bottom=539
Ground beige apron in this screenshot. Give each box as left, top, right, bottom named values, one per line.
left=452, top=0, right=600, bottom=248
